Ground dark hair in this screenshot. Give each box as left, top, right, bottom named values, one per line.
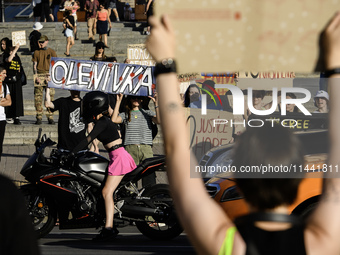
left=0, top=65, right=5, bottom=73
left=93, top=42, right=106, bottom=58
left=125, top=96, right=142, bottom=122
left=252, top=90, right=265, bottom=99
left=286, top=92, right=299, bottom=112
left=184, top=84, right=201, bottom=107
left=201, top=79, right=216, bottom=94
left=0, top=37, right=9, bottom=52
left=4, top=40, right=13, bottom=53
left=233, top=124, right=304, bottom=211
left=64, top=10, right=71, bottom=17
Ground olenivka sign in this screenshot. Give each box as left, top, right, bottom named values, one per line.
left=48, top=57, right=155, bottom=96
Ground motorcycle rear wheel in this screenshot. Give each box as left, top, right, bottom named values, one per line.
left=135, top=184, right=183, bottom=240
left=20, top=184, right=57, bottom=238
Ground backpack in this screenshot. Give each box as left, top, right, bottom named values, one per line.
left=29, top=31, right=41, bottom=53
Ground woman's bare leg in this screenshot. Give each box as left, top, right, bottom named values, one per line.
left=102, top=175, right=124, bottom=228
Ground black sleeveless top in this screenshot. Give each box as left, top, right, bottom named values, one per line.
left=73, top=116, right=120, bottom=153
left=235, top=213, right=307, bottom=255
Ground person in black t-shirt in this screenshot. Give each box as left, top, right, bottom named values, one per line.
left=45, top=88, right=86, bottom=151
left=3, top=40, right=24, bottom=125
left=0, top=174, right=40, bottom=255
left=29, top=22, right=43, bottom=55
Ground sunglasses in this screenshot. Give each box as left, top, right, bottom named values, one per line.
left=97, top=46, right=104, bottom=49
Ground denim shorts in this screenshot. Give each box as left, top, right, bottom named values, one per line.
left=65, top=28, right=74, bottom=38
left=108, top=0, right=116, bottom=9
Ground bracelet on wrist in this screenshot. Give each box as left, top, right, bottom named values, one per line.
left=154, top=58, right=177, bottom=77
left=155, top=105, right=159, bottom=109
left=324, top=68, right=340, bottom=78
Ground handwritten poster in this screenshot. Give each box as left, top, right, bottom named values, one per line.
left=12, top=31, right=26, bottom=46
left=186, top=108, right=233, bottom=161
left=127, top=44, right=155, bottom=66
left=155, top=0, right=337, bottom=73
left=48, top=58, right=156, bottom=96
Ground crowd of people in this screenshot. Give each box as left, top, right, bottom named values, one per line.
left=1, top=3, right=340, bottom=255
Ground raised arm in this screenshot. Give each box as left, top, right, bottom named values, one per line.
left=146, top=15, right=237, bottom=255
left=149, top=92, right=160, bottom=124
left=5, top=44, right=20, bottom=63
left=44, top=88, right=54, bottom=109
left=0, top=86, right=11, bottom=107
left=306, top=12, right=340, bottom=255
left=111, top=94, right=123, bottom=124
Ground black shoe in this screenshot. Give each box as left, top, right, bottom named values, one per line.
left=13, top=119, right=21, bottom=125
left=92, top=227, right=119, bottom=242
left=35, top=119, right=42, bottom=125
left=48, top=119, right=55, bottom=125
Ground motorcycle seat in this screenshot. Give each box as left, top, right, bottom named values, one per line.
left=122, top=155, right=165, bottom=183
left=137, top=155, right=165, bottom=169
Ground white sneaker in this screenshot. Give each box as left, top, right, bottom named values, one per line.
left=6, top=118, right=13, bottom=124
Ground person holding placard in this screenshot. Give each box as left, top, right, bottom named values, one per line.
left=111, top=93, right=160, bottom=187
left=145, top=13, right=340, bottom=255
left=0, top=66, right=11, bottom=160
left=3, top=40, right=24, bottom=125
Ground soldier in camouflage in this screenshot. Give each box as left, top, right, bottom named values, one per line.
left=32, top=35, right=56, bottom=125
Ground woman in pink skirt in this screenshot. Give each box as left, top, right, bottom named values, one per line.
left=73, top=91, right=136, bottom=241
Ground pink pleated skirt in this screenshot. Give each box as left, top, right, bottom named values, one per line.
left=108, top=147, right=137, bottom=176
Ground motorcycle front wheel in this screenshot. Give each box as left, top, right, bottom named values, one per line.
left=135, top=184, right=183, bottom=240
left=20, top=184, right=57, bottom=238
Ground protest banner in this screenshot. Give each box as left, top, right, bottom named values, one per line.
left=12, top=31, right=26, bottom=46
left=186, top=108, right=233, bottom=161
left=127, top=44, right=155, bottom=66
left=237, top=71, right=295, bottom=90
left=155, top=0, right=336, bottom=73
left=48, top=57, right=156, bottom=96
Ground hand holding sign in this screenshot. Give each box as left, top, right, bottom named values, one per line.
left=146, top=15, right=176, bottom=63
left=11, top=31, right=26, bottom=46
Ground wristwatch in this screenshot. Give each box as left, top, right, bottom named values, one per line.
left=324, top=68, right=340, bottom=78
left=154, top=58, right=177, bottom=77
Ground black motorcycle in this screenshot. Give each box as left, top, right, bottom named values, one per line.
left=20, top=129, right=182, bottom=240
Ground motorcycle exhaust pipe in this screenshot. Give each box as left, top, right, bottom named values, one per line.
left=120, top=204, right=162, bottom=218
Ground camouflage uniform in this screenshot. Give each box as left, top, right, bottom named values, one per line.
left=34, top=73, right=55, bottom=121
